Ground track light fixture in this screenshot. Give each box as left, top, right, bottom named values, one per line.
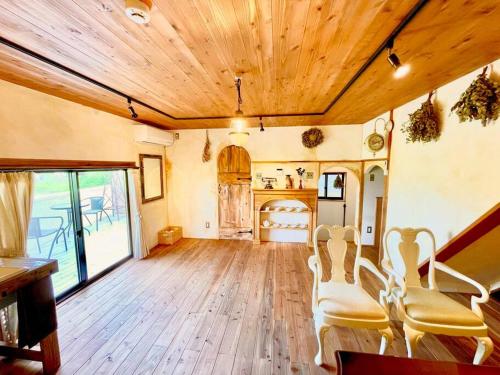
left=386, top=39, right=410, bottom=79
left=127, top=97, right=138, bottom=119
left=259, top=116, right=264, bottom=132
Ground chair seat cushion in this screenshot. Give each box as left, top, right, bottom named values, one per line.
left=404, top=287, right=484, bottom=327
left=317, top=282, right=387, bottom=320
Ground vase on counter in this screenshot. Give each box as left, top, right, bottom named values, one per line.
left=286, top=175, right=294, bottom=189
left=299, top=179, right=303, bottom=189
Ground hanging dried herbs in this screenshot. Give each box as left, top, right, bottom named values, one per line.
left=202, top=130, right=211, bottom=162
left=450, top=66, right=499, bottom=126
left=333, top=174, right=344, bottom=189
left=401, top=92, right=440, bottom=143
left=302, top=128, right=324, bottom=148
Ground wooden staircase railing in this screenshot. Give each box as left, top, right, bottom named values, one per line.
left=418, top=203, right=500, bottom=276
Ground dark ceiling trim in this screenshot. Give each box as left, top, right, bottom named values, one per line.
left=323, top=0, right=429, bottom=114
left=0, top=0, right=428, bottom=123
left=0, top=35, right=175, bottom=120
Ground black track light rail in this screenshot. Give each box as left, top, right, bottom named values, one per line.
left=0, top=0, right=428, bottom=123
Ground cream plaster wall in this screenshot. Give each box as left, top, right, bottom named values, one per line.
left=366, top=60, right=500, bottom=266
left=0, top=79, right=168, bottom=250
left=165, top=126, right=363, bottom=239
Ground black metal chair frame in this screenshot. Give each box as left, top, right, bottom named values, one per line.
left=28, top=216, right=67, bottom=259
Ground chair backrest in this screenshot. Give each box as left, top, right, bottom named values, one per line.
left=28, top=217, right=41, bottom=238
left=313, top=224, right=362, bottom=285
left=383, top=227, right=437, bottom=289
left=90, top=196, right=104, bottom=210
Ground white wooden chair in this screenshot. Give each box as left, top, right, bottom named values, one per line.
left=308, top=224, right=393, bottom=366
left=382, top=227, right=493, bottom=365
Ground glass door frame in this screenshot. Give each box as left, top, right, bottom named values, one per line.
left=37, top=168, right=133, bottom=303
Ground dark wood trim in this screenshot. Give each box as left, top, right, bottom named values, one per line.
left=378, top=110, right=394, bottom=264
left=139, top=154, right=165, bottom=204
left=0, top=158, right=137, bottom=170
left=419, top=203, right=500, bottom=276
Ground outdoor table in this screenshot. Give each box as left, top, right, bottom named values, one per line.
left=50, top=202, right=90, bottom=238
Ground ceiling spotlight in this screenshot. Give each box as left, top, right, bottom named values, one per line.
left=127, top=97, right=138, bottom=119
left=125, top=0, right=152, bottom=25
left=259, top=116, right=264, bottom=132
left=386, top=40, right=410, bottom=79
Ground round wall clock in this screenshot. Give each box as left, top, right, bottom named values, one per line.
left=365, top=118, right=387, bottom=155
left=366, top=132, right=385, bottom=152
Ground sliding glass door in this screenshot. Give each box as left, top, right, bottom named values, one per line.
left=28, top=170, right=132, bottom=298
left=77, top=170, right=131, bottom=278
left=28, top=172, right=80, bottom=296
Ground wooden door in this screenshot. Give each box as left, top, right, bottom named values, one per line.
left=374, top=197, right=383, bottom=249
left=218, top=146, right=252, bottom=240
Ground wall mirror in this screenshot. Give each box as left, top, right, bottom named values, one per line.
left=139, top=154, right=164, bottom=203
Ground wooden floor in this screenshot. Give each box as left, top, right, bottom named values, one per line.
left=1, top=239, right=499, bottom=374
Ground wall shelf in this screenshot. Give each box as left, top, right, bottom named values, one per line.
left=260, top=226, right=308, bottom=231
left=252, top=189, right=318, bottom=247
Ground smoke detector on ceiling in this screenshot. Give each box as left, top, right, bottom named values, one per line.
left=125, top=0, right=152, bottom=24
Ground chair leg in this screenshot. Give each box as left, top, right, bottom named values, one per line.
left=314, top=319, right=329, bottom=366
left=403, top=324, right=425, bottom=358
left=36, top=238, right=41, bottom=253
left=84, top=214, right=92, bottom=226
left=62, top=230, right=68, bottom=252
left=96, top=213, right=99, bottom=231
left=103, top=210, right=112, bottom=225
left=473, top=336, right=493, bottom=365
left=48, top=235, right=58, bottom=259
left=378, top=327, right=394, bottom=355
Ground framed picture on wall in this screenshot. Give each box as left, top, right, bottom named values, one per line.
left=139, top=154, right=164, bottom=203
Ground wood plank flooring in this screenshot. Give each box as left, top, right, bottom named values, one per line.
left=1, top=238, right=499, bottom=374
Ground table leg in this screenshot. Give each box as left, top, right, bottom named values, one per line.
left=40, top=330, right=60, bottom=375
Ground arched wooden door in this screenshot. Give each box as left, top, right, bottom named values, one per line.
left=218, top=145, right=252, bottom=240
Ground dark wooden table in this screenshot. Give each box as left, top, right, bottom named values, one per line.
left=0, top=257, right=60, bottom=375
left=336, top=351, right=500, bottom=375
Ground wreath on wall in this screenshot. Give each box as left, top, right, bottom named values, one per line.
left=450, top=66, right=499, bottom=126
left=302, top=127, right=324, bottom=148
left=401, top=92, right=440, bottom=143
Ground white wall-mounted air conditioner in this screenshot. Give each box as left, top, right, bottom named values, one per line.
left=134, top=125, right=174, bottom=146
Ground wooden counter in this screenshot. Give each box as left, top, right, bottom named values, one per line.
left=252, top=189, right=318, bottom=247
left=0, top=257, right=60, bottom=375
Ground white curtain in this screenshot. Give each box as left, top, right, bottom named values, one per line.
left=0, top=171, right=34, bottom=343
left=0, top=172, right=34, bottom=257
left=128, top=170, right=149, bottom=259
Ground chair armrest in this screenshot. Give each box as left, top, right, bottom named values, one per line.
left=359, top=258, right=392, bottom=312
left=359, top=258, right=389, bottom=293
left=381, top=258, right=407, bottom=298
left=434, top=261, right=489, bottom=320
left=308, top=255, right=320, bottom=310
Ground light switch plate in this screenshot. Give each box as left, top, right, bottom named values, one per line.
left=367, top=226, right=372, bottom=233
left=306, top=171, right=314, bottom=179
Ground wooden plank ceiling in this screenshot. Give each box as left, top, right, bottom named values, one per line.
left=0, top=0, right=499, bottom=129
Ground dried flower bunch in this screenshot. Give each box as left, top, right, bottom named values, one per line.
left=333, top=174, right=344, bottom=189
left=202, top=130, right=211, bottom=162
left=296, top=167, right=305, bottom=177
left=450, top=66, right=499, bottom=126
left=302, top=127, right=324, bottom=148
left=401, top=92, right=440, bottom=143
